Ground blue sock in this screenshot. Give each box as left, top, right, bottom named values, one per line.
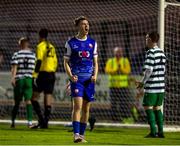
left=80, top=123, right=87, bottom=135
left=72, top=121, right=80, bottom=134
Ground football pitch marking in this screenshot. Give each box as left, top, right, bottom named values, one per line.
left=0, top=119, right=180, bottom=132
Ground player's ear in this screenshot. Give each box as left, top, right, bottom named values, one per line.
left=149, top=37, right=152, bottom=42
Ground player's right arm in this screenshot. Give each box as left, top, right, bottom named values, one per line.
left=34, top=44, right=43, bottom=76
left=64, top=42, right=78, bottom=82
left=11, top=52, right=18, bottom=87
left=136, top=50, right=154, bottom=90
left=64, top=58, right=78, bottom=82
left=11, top=65, right=17, bottom=87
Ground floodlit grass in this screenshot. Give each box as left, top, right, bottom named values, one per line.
left=0, top=123, right=180, bottom=145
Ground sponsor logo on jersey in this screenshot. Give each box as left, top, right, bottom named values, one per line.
left=75, top=89, right=79, bottom=94
left=89, top=43, right=93, bottom=48
left=79, top=51, right=90, bottom=58
left=73, top=45, right=79, bottom=49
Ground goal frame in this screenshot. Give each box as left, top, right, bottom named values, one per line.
left=0, top=0, right=180, bottom=132
left=159, top=0, right=180, bottom=50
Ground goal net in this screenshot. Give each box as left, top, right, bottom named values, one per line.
left=0, top=0, right=179, bottom=126
left=164, top=0, right=180, bottom=125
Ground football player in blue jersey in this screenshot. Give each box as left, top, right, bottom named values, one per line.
left=64, top=16, right=98, bottom=143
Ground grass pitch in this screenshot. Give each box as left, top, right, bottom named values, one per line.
left=0, top=123, right=180, bottom=145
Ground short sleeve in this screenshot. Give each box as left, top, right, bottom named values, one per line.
left=11, top=52, right=18, bottom=65
left=144, top=50, right=155, bottom=71
left=64, top=41, right=71, bottom=59
left=36, top=45, right=44, bottom=60
left=93, top=42, right=98, bottom=58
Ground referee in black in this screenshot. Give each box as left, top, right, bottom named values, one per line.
left=31, top=29, right=58, bottom=128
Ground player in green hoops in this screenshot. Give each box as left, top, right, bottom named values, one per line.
left=11, top=37, right=36, bottom=128
left=136, top=32, right=166, bottom=138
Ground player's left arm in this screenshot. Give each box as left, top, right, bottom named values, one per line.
left=92, top=56, right=98, bottom=83
left=91, top=42, right=98, bottom=83
left=11, top=52, right=18, bottom=87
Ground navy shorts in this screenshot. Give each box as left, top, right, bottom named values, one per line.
left=70, top=78, right=95, bottom=102
left=33, top=71, right=55, bottom=94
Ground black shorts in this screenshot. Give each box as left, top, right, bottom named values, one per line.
left=33, top=71, right=55, bottom=94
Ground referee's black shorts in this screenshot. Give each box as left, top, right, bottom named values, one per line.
left=33, top=71, right=55, bottom=94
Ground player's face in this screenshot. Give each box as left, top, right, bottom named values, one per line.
left=146, top=34, right=152, bottom=47
left=78, top=20, right=89, bottom=36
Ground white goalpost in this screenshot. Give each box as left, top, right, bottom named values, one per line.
left=159, top=0, right=180, bottom=49
left=158, top=0, right=180, bottom=131
left=158, top=0, right=165, bottom=51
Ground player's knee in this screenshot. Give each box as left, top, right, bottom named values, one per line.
left=15, top=102, right=20, bottom=107
left=153, top=106, right=161, bottom=110
left=44, top=94, right=52, bottom=105
left=82, top=107, right=89, bottom=115
left=31, top=92, right=40, bottom=101
left=45, top=93, right=53, bottom=98
left=144, top=106, right=153, bottom=110
left=73, top=105, right=82, bottom=113
left=25, top=100, right=31, bottom=104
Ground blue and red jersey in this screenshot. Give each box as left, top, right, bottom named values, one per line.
left=64, top=36, right=98, bottom=79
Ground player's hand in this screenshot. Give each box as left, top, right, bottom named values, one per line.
left=33, top=77, right=38, bottom=87
left=11, top=78, right=16, bottom=87
left=91, top=76, right=97, bottom=83
left=135, top=88, right=144, bottom=100
left=70, top=75, right=78, bottom=82
left=65, top=82, right=71, bottom=96
left=135, top=81, right=144, bottom=90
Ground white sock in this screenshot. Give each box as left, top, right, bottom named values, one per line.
left=74, top=133, right=79, bottom=136
left=28, top=121, right=32, bottom=125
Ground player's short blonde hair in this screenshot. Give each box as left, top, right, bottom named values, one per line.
left=18, top=37, right=29, bottom=45
left=74, top=16, right=88, bottom=26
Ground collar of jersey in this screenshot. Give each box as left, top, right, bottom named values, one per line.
left=75, top=36, right=87, bottom=41
left=19, top=49, right=31, bottom=52
left=153, top=45, right=159, bottom=49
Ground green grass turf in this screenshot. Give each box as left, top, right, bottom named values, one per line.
left=0, top=123, right=180, bottom=145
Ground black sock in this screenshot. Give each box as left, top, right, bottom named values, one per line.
left=44, top=106, right=51, bottom=125
left=31, top=100, right=44, bottom=125
left=11, top=102, right=20, bottom=124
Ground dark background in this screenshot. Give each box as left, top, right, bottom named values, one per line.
left=0, top=0, right=179, bottom=124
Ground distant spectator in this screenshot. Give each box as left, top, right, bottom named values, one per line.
left=105, top=47, right=131, bottom=122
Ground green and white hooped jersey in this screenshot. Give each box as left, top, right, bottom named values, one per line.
left=143, top=46, right=166, bottom=93
left=11, top=49, right=36, bottom=80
